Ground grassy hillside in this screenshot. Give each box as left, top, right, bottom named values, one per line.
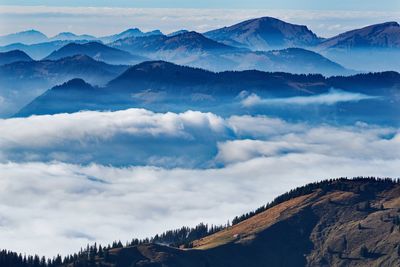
left=2, top=177, right=399, bottom=267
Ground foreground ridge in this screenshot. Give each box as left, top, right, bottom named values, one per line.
left=1, top=177, right=399, bottom=267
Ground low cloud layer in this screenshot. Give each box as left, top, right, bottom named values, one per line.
left=0, top=109, right=227, bottom=166
left=241, top=89, right=378, bottom=107
left=0, top=108, right=399, bottom=256
left=0, top=108, right=397, bottom=167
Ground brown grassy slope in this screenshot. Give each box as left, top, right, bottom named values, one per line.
left=87, top=179, right=400, bottom=267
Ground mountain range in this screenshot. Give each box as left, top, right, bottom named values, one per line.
left=0, top=40, right=90, bottom=60
left=0, top=28, right=163, bottom=46
left=318, top=21, right=400, bottom=50
left=100, top=28, right=163, bottom=43
left=0, top=55, right=128, bottom=116
left=316, top=21, right=400, bottom=72
left=44, top=41, right=147, bottom=65
left=1, top=178, right=399, bottom=267
left=0, top=17, right=400, bottom=75
left=1, top=18, right=399, bottom=72
left=0, top=29, right=48, bottom=46
left=204, top=16, right=321, bottom=50
left=109, top=31, right=348, bottom=75
left=15, top=61, right=400, bottom=126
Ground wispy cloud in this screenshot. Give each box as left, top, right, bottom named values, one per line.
left=0, top=6, right=399, bottom=37
left=241, top=89, right=379, bottom=107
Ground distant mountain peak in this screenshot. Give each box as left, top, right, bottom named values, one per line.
left=378, top=21, right=398, bottom=27
left=319, top=21, right=400, bottom=49
left=131, top=60, right=178, bottom=70
left=53, top=78, right=93, bottom=91
left=205, top=16, right=320, bottom=51
left=0, top=49, right=33, bottom=65
left=120, top=28, right=142, bottom=34
left=167, top=30, right=189, bottom=37
left=100, top=28, right=163, bottom=43
left=44, top=41, right=146, bottom=65
left=146, top=29, right=163, bottom=35
left=0, top=29, right=48, bottom=46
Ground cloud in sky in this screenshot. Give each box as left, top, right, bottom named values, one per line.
left=1, top=0, right=400, bottom=11
left=0, top=108, right=399, bottom=256
left=241, top=89, right=379, bottom=107
left=0, top=6, right=399, bottom=37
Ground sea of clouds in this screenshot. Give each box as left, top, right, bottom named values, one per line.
left=0, top=108, right=399, bottom=256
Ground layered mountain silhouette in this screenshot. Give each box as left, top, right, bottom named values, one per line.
left=50, top=32, right=97, bottom=42
left=319, top=21, right=400, bottom=50
left=0, top=55, right=127, bottom=116
left=1, top=54, right=127, bottom=86
left=317, top=22, right=400, bottom=72
left=1, top=18, right=399, bottom=72
left=0, top=28, right=163, bottom=46
left=0, top=50, right=33, bottom=65
left=44, top=42, right=147, bottom=65
left=167, top=30, right=190, bottom=37
left=2, top=178, right=399, bottom=267
left=111, top=31, right=237, bottom=56
left=15, top=61, right=400, bottom=121
left=100, top=28, right=163, bottom=43
left=237, top=48, right=347, bottom=75
left=204, top=17, right=321, bottom=50
left=0, top=40, right=90, bottom=60
left=0, top=29, right=48, bottom=46
left=110, top=31, right=348, bottom=75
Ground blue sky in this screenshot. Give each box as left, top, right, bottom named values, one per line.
left=1, top=0, right=399, bottom=10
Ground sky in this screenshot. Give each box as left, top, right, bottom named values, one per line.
left=0, top=1, right=399, bottom=37
left=1, top=0, right=399, bottom=10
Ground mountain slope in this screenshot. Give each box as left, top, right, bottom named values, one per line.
left=45, top=42, right=147, bottom=64
left=111, top=32, right=347, bottom=74
left=231, top=48, right=349, bottom=75
left=319, top=21, right=400, bottom=50
left=50, top=32, right=97, bottom=41
left=15, top=61, right=400, bottom=119
left=110, top=31, right=241, bottom=71
left=316, top=21, right=400, bottom=72
left=100, top=28, right=163, bottom=43
left=60, top=178, right=400, bottom=267
left=205, top=17, right=321, bottom=51
left=0, top=29, right=48, bottom=46
left=0, top=40, right=90, bottom=60
left=111, top=31, right=237, bottom=55
left=0, top=50, right=33, bottom=65
left=16, top=78, right=102, bottom=117
left=0, top=55, right=128, bottom=117
left=0, top=54, right=128, bottom=86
